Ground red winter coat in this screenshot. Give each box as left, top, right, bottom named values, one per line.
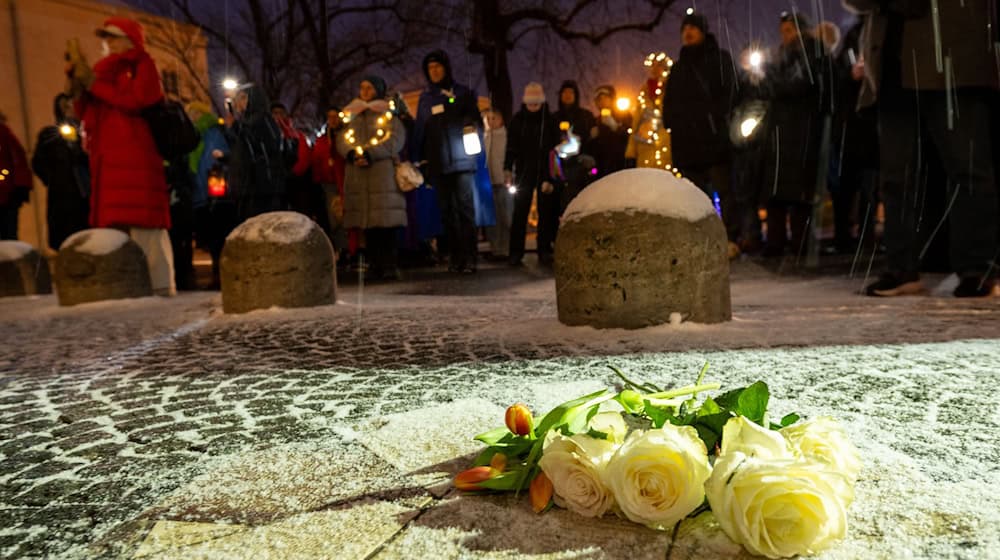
left=0, top=123, right=32, bottom=206
left=311, top=132, right=345, bottom=197
left=77, top=18, right=168, bottom=229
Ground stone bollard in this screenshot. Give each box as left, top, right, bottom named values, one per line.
left=555, top=168, right=731, bottom=329
left=221, top=211, right=336, bottom=314
left=56, top=229, right=153, bottom=306
left=0, top=241, right=53, bottom=297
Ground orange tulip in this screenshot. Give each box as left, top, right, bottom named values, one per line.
left=454, top=466, right=496, bottom=491
left=490, top=452, right=507, bottom=472
left=505, top=403, right=534, bottom=436
left=529, top=472, right=554, bottom=513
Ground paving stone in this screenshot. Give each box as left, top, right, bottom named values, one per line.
left=10, top=479, right=91, bottom=506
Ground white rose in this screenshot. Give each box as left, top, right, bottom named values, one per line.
left=720, top=415, right=792, bottom=460
left=588, top=411, right=629, bottom=444
left=538, top=433, right=617, bottom=518
left=706, top=452, right=853, bottom=559
left=603, top=425, right=712, bottom=529
left=781, top=417, right=862, bottom=483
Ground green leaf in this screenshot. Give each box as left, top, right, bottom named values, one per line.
left=474, top=427, right=512, bottom=446
left=696, top=397, right=722, bottom=417
left=736, top=381, right=769, bottom=426
left=533, top=390, right=611, bottom=437
left=644, top=400, right=670, bottom=429
left=780, top=413, right=800, bottom=427
left=478, top=470, right=525, bottom=491
left=586, top=428, right=610, bottom=440
left=615, top=390, right=645, bottom=414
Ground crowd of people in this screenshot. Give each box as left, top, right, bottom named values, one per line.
left=0, top=5, right=996, bottom=298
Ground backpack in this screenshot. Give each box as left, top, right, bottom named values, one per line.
left=142, top=100, right=201, bottom=159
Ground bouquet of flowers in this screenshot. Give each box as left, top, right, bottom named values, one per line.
left=454, top=365, right=861, bottom=559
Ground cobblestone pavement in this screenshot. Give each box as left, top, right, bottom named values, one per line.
left=1, top=261, right=999, bottom=558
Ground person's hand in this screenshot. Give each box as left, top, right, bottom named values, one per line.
left=355, top=156, right=370, bottom=167
left=211, top=149, right=224, bottom=159
left=541, top=181, right=554, bottom=194
left=851, top=58, right=865, bottom=81
left=224, top=113, right=234, bottom=127
left=504, top=170, right=513, bottom=186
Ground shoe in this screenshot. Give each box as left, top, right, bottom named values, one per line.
left=954, top=276, right=994, bottom=298
left=460, top=267, right=477, bottom=274
left=865, top=272, right=924, bottom=297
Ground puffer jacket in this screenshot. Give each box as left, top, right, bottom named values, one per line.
left=336, top=102, right=407, bottom=229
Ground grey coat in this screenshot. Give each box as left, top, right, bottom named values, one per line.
left=336, top=108, right=407, bottom=229
left=843, top=0, right=999, bottom=107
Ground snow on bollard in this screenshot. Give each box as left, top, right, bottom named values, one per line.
left=56, top=229, right=152, bottom=306
left=554, top=168, right=731, bottom=328
left=0, top=241, right=52, bottom=297
left=221, top=211, right=335, bottom=314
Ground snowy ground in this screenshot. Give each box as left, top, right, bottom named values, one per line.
left=1, top=259, right=998, bottom=559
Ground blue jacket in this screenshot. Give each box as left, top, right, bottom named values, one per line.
left=410, top=51, right=481, bottom=180
left=192, top=125, right=229, bottom=209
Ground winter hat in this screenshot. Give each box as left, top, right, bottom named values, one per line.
left=361, top=75, right=387, bottom=99
left=95, top=17, right=144, bottom=50
left=523, top=82, right=546, bottom=104
left=558, top=80, right=580, bottom=108
left=681, top=12, right=708, bottom=33
left=593, top=84, right=616, bottom=100
left=779, top=10, right=812, bottom=30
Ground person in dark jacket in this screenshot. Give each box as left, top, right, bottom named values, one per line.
left=31, top=94, right=90, bottom=249
left=758, top=11, right=830, bottom=257
left=552, top=80, right=598, bottom=214
left=662, top=12, right=739, bottom=243
left=828, top=17, right=879, bottom=255
left=846, top=0, right=998, bottom=297
left=165, top=154, right=196, bottom=291
left=588, top=85, right=631, bottom=179
left=504, top=83, right=561, bottom=266
left=226, top=84, right=287, bottom=222
left=411, top=50, right=482, bottom=274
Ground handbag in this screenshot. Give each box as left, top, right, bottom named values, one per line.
left=141, top=100, right=201, bottom=160
left=395, top=160, right=424, bottom=192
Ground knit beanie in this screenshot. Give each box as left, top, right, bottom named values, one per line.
left=681, top=12, right=708, bottom=33
left=522, top=82, right=546, bottom=104
left=361, top=75, right=387, bottom=99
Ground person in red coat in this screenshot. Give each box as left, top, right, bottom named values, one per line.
left=69, top=17, right=175, bottom=295
left=0, top=110, right=33, bottom=240
left=311, top=106, right=348, bottom=260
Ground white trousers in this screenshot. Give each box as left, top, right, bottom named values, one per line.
left=130, top=227, right=176, bottom=296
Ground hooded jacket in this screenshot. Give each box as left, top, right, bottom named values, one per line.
left=189, top=113, right=230, bottom=209
left=661, top=33, right=736, bottom=168
left=411, top=50, right=481, bottom=179
left=552, top=80, right=596, bottom=146
left=225, top=84, right=287, bottom=215
left=75, top=17, right=169, bottom=229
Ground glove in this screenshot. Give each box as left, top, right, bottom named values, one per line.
left=541, top=181, right=554, bottom=194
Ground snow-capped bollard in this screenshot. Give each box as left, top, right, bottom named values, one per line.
left=56, top=229, right=152, bottom=306
left=555, top=168, right=731, bottom=328
left=221, top=211, right=335, bottom=314
left=0, top=241, right=52, bottom=297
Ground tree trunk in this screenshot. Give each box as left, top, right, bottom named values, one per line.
left=470, top=0, right=513, bottom=122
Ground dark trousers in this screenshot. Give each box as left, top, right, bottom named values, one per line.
left=435, top=172, right=477, bottom=269
left=509, top=183, right=560, bottom=260
left=765, top=200, right=812, bottom=255
left=195, top=201, right=238, bottom=287
left=832, top=166, right=879, bottom=251
left=679, top=163, right=739, bottom=241
left=0, top=204, right=20, bottom=240
left=169, top=195, right=195, bottom=291
left=365, top=227, right=399, bottom=274
left=879, top=89, right=997, bottom=278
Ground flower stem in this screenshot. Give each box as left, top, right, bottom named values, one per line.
left=646, top=383, right=721, bottom=401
